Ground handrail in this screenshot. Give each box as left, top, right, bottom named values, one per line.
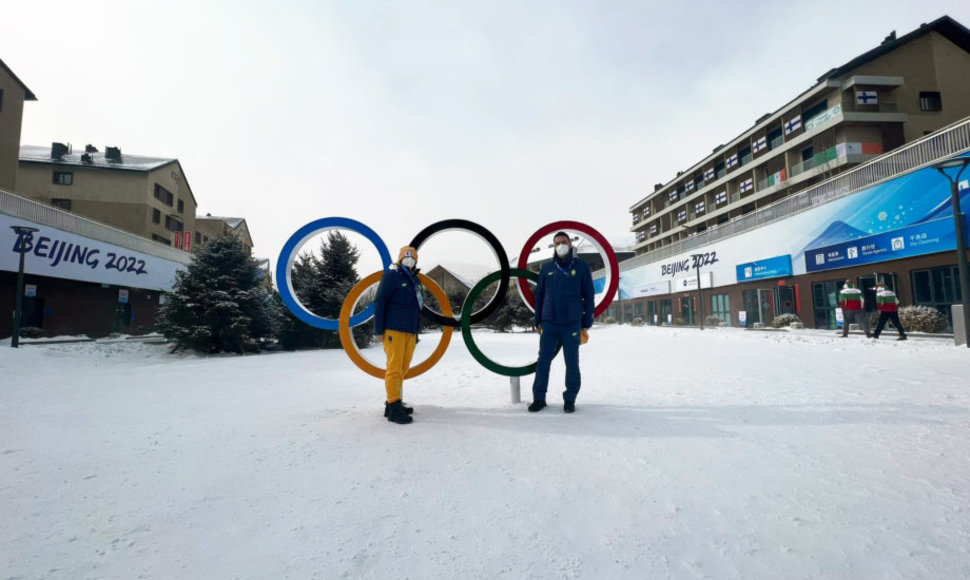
left=617, top=116, right=970, bottom=273
left=1, top=189, right=193, bottom=264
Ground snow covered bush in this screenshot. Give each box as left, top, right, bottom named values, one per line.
left=19, top=326, right=45, bottom=338
left=898, top=305, right=947, bottom=333
left=631, top=317, right=644, bottom=326
left=704, top=315, right=723, bottom=327
left=770, top=313, right=802, bottom=328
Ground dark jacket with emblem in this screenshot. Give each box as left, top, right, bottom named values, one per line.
left=374, top=265, right=423, bottom=335
left=534, top=252, right=595, bottom=328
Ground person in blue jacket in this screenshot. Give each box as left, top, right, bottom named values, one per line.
left=528, top=231, right=595, bottom=414
left=374, top=246, right=423, bottom=424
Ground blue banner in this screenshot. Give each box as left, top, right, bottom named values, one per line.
left=805, top=215, right=967, bottom=272
left=736, top=255, right=792, bottom=282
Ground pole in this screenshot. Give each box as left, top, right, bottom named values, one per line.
left=11, top=249, right=25, bottom=348
left=950, top=179, right=970, bottom=348
left=934, top=161, right=970, bottom=348
left=510, top=376, right=521, bottom=404
left=697, top=264, right=704, bottom=330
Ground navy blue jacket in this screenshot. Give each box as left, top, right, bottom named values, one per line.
left=374, top=265, right=423, bottom=335
left=534, top=252, right=595, bottom=328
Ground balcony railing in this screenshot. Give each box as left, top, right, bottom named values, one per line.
left=622, top=116, right=970, bottom=269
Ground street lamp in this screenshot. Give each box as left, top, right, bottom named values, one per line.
left=691, top=253, right=705, bottom=330
left=10, top=225, right=39, bottom=348
left=932, top=157, right=970, bottom=348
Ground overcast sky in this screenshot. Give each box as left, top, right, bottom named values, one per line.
left=4, top=1, right=970, bottom=278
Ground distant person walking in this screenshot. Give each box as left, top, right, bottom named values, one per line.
left=528, top=231, right=595, bottom=414
left=374, top=246, right=423, bottom=424
left=839, top=281, right=870, bottom=338
left=872, top=281, right=908, bottom=341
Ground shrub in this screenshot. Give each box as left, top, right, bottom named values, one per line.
left=602, top=316, right=617, bottom=324
left=19, top=326, right=45, bottom=338
left=704, top=315, right=723, bottom=327
left=898, top=305, right=947, bottom=333
left=631, top=317, right=644, bottom=326
left=770, top=313, right=803, bottom=328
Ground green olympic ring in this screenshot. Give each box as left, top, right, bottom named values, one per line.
left=460, top=267, right=560, bottom=377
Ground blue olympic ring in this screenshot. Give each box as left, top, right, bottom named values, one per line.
left=276, top=217, right=392, bottom=330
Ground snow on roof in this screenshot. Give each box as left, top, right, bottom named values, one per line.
left=19, top=145, right=177, bottom=172
left=197, top=215, right=246, bottom=229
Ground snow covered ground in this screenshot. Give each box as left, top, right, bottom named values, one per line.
left=2, top=325, right=969, bottom=579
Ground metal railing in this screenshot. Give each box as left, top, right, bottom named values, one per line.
left=1, top=189, right=193, bottom=264
left=618, top=116, right=970, bottom=273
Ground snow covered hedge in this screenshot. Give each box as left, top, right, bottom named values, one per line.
left=770, top=313, right=803, bottom=328
left=898, top=305, right=947, bottom=333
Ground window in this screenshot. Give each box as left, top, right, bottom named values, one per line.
left=50, top=198, right=72, bottom=210
left=0, top=88, right=4, bottom=113
left=53, top=171, right=73, bottom=185
left=195, top=232, right=202, bottom=245
left=154, top=184, right=174, bottom=206
left=152, top=234, right=172, bottom=246
left=152, top=209, right=161, bottom=224
left=165, top=216, right=183, bottom=231
left=710, top=294, right=730, bottom=326
left=177, top=199, right=184, bottom=213
left=912, top=266, right=961, bottom=330
left=801, top=99, right=827, bottom=122
left=919, top=91, right=942, bottom=112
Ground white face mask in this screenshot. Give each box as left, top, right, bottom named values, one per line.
left=402, top=257, right=416, bottom=269
left=555, top=243, right=570, bottom=258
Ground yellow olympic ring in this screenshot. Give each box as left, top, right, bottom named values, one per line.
left=338, top=271, right=454, bottom=380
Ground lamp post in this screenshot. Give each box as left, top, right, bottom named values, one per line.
left=691, top=254, right=705, bottom=330
left=10, top=226, right=39, bottom=348
left=932, top=157, right=970, bottom=348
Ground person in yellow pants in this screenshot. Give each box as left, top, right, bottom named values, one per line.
left=374, top=246, right=424, bottom=424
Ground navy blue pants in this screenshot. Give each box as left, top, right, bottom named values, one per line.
left=531, top=322, right=582, bottom=402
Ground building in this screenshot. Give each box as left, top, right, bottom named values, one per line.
left=17, top=144, right=199, bottom=251
left=606, top=16, right=970, bottom=330
left=195, top=214, right=254, bottom=254
left=0, top=58, right=36, bottom=192
left=630, top=16, right=970, bottom=254
left=2, top=190, right=192, bottom=338
left=424, top=264, right=475, bottom=297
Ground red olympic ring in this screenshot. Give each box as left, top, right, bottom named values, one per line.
left=515, top=220, right=619, bottom=319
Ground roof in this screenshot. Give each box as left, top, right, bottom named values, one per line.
left=425, top=264, right=477, bottom=289
left=818, top=15, right=970, bottom=82
left=197, top=215, right=246, bottom=229
left=19, top=145, right=177, bottom=172
left=0, top=58, right=37, bottom=101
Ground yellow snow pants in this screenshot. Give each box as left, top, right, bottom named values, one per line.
left=383, top=330, right=416, bottom=403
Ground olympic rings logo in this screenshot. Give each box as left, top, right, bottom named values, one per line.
left=276, top=218, right=619, bottom=379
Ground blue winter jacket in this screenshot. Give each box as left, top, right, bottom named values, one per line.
left=534, top=253, right=595, bottom=328
left=374, top=265, right=423, bottom=335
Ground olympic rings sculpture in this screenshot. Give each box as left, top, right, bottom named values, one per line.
left=276, top=218, right=620, bottom=379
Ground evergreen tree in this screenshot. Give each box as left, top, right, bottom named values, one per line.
left=279, top=231, right=371, bottom=349
left=157, top=235, right=282, bottom=354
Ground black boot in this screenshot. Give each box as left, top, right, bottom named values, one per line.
left=528, top=399, right=547, bottom=413
left=384, top=401, right=414, bottom=417
left=386, top=400, right=413, bottom=424
left=564, top=400, right=575, bottom=413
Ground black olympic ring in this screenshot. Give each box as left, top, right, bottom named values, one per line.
left=408, top=219, right=511, bottom=328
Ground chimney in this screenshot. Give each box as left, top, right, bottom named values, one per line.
left=105, top=146, right=122, bottom=161
left=882, top=31, right=896, bottom=45
left=51, top=142, right=69, bottom=160
left=85, top=144, right=98, bottom=153
left=653, top=183, right=663, bottom=192
left=81, top=153, right=93, bottom=163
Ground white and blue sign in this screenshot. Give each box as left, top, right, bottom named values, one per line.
left=805, top=215, right=969, bottom=273
left=736, top=255, right=792, bottom=282
left=1, top=215, right=187, bottom=291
